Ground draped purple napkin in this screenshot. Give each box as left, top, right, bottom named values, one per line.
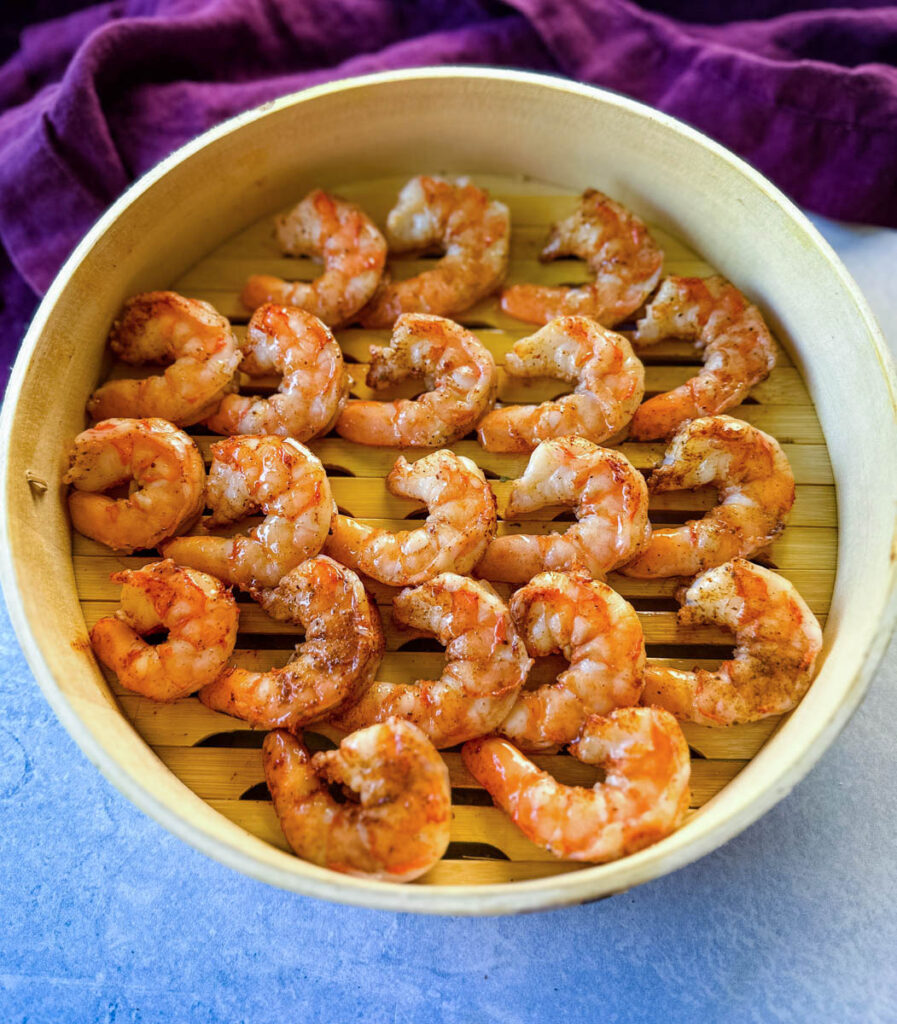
left=1, top=0, right=896, bottom=390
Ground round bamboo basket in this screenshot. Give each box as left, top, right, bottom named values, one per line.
left=2, top=69, right=895, bottom=916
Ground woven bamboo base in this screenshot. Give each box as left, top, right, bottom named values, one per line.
left=73, top=175, right=836, bottom=885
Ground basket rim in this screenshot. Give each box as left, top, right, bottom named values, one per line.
left=2, top=66, right=896, bottom=915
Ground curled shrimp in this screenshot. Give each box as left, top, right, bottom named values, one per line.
left=162, top=435, right=333, bottom=590
left=621, top=416, right=794, bottom=578
left=500, top=189, right=663, bottom=326
left=263, top=719, right=451, bottom=882
left=642, top=559, right=823, bottom=726
left=324, top=449, right=496, bottom=586
left=629, top=275, right=777, bottom=440
left=477, top=316, right=644, bottom=452
left=241, top=189, right=387, bottom=326
left=332, top=574, right=531, bottom=748
left=90, top=560, right=238, bottom=702
left=476, top=436, right=650, bottom=583
left=463, top=706, right=690, bottom=862
left=500, top=572, right=645, bottom=752
left=335, top=313, right=497, bottom=447
left=358, top=176, right=510, bottom=328
left=205, top=304, right=348, bottom=441
left=86, top=292, right=241, bottom=426
left=65, top=418, right=205, bottom=553
left=198, top=556, right=383, bottom=730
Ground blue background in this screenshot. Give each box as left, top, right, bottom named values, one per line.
left=1, top=219, right=895, bottom=1023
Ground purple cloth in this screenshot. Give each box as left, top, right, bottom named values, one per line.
left=1, top=0, right=896, bottom=390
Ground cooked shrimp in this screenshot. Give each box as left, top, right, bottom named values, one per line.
left=358, top=176, right=510, bottom=328
left=477, top=316, right=644, bottom=452
left=621, top=416, right=794, bottom=578
left=332, top=574, right=531, bottom=748
left=90, top=560, right=238, bottom=702
left=475, top=436, right=650, bottom=583
left=65, top=418, right=205, bottom=553
left=198, top=556, right=383, bottom=729
left=463, top=706, right=690, bottom=862
left=500, top=572, right=645, bottom=752
left=642, top=559, right=823, bottom=726
left=161, top=436, right=332, bottom=590
left=500, top=189, right=663, bottom=326
left=629, top=275, right=777, bottom=440
left=335, top=313, right=496, bottom=447
left=324, top=449, right=496, bottom=586
left=205, top=304, right=348, bottom=440
left=86, top=292, right=241, bottom=426
left=263, top=720, right=451, bottom=882
left=241, top=189, right=387, bottom=327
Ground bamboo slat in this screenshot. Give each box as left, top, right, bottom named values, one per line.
left=71, top=180, right=838, bottom=887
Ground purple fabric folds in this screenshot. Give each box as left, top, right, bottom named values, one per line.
left=1, top=0, right=896, bottom=388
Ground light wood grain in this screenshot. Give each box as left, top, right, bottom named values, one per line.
left=59, top=169, right=843, bottom=894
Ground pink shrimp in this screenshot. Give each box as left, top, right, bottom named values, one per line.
left=241, top=189, right=387, bottom=327
left=205, top=304, right=348, bottom=441
left=629, top=275, right=777, bottom=440
left=462, top=707, right=690, bottom=863
left=642, top=559, right=823, bottom=726
left=500, top=189, right=663, bottom=326
left=358, top=176, right=510, bottom=328
left=477, top=316, right=644, bottom=452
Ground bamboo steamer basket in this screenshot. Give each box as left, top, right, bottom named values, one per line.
left=2, top=69, right=896, bottom=916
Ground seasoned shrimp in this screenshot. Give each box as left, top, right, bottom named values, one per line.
left=629, top=275, right=777, bottom=440
left=332, top=574, right=531, bottom=748
left=162, top=436, right=332, bottom=590
left=199, top=556, right=383, bottom=730
left=500, top=573, right=645, bottom=752
left=358, top=176, right=510, bottom=328
left=205, top=304, right=348, bottom=440
left=87, top=292, right=241, bottom=426
left=324, top=450, right=496, bottom=586
left=335, top=313, right=496, bottom=447
left=476, top=436, right=650, bottom=583
left=477, top=316, right=644, bottom=452
left=501, top=189, right=663, bottom=326
left=263, top=720, right=451, bottom=882
left=65, top=418, right=205, bottom=553
left=643, top=559, right=823, bottom=726
left=90, top=560, right=238, bottom=702
left=241, top=189, right=387, bottom=326
left=621, top=416, right=794, bottom=578
left=463, top=706, right=690, bottom=862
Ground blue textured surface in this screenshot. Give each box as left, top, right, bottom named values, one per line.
left=2, top=220, right=896, bottom=1023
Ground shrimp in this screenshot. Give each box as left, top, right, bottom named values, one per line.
left=642, top=559, right=823, bottom=726
left=332, top=574, right=530, bottom=748
left=499, top=572, right=645, bottom=752
left=241, top=189, right=387, bottom=327
left=90, top=560, right=238, bottom=702
left=198, top=556, right=384, bottom=730
left=335, top=313, right=497, bottom=447
left=86, top=292, right=241, bottom=426
left=463, top=706, right=690, bottom=862
left=161, top=436, right=333, bottom=590
left=475, top=436, right=650, bottom=583
left=629, top=275, right=777, bottom=440
left=358, top=176, right=510, bottom=328
left=621, top=416, right=794, bottom=578
left=65, top=418, right=205, bottom=553
left=324, top=449, right=496, bottom=586
left=500, top=189, right=663, bottom=326
left=205, top=304, right=349, bottom=441
left=477, top=316, right=644, bottom=452
left=263, top=720, right=450, bottom=882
